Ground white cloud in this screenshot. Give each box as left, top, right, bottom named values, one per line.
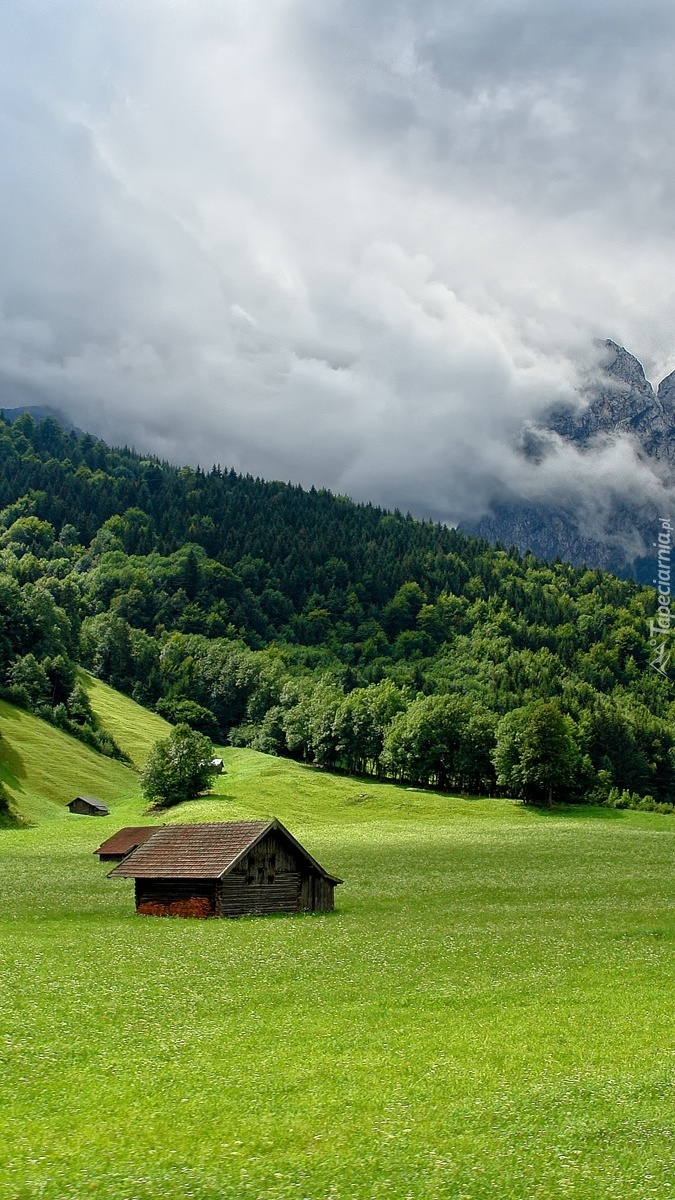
left=1, top=0, right=675, bottom=524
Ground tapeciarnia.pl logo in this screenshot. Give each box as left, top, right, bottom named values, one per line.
left=649, top=517, right=673, bottom=679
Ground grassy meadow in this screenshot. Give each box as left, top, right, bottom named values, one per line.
left=79, top=671, right=172, bottom=768
left=1, top=691, right=675, bottom=1199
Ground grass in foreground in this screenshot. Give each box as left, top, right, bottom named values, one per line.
left=1, top=714, right=675, bottom=1200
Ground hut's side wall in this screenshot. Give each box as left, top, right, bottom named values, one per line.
left=312, top=876, right=335, bottom=913
left=300, top=873, right=313, bottom=910
left=299, top=874, right=335, bottom=912
left=216, top=831, right=302, bottom=917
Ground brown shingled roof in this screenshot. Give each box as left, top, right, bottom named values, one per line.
left=107, top=819, right=342, bottom=883
left=94, top=827, right=158, bottom=858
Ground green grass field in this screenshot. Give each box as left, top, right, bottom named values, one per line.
left=0, top=698, right=138, bottom=826
left=1, top=693, right=675, bottom=1199
left=80, top=671, right=172, bottom=768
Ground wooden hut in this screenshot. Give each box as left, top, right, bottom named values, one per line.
left=108, top=819, right=342, bottom=918
left=94, top=827, right=158, bottom=862
left=68, top=796, right=109, bottom=816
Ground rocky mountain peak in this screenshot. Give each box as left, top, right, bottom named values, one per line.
left=547, top=340, right=670, bottom=456
left=460, top=339, right=675, bottom=580
left=599, top=339, right=652, bottom=391
left=657, top=369, right=675, bottom=412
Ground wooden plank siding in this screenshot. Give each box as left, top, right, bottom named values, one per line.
left=306, top=875, right=335, bottom=913
left=216, top=874, right=301, bottom=917
left=217, top=831, right=302, bottom=917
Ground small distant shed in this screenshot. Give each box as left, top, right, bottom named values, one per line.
left=94, top=826, right=158, bottom=862
left=108, top=819, right=343, bottom=918
left=210, top=758, right=224, bottom=774
left=68, top=796, right=109, bottom=816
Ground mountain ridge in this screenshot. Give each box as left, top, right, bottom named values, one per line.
left=5, top=341, right=674, bottom=580
left=462, top=339, right=675, bottom=580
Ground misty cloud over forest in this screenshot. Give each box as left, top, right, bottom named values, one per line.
left=2, top=1, right=675, bottom=525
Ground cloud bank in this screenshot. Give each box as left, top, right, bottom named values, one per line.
left=1, top=0, right=675, bottom=523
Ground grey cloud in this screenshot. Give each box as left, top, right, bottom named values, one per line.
left=0, top=0, right=674, bottom=531
left=291, top=0, right=675, bottom=226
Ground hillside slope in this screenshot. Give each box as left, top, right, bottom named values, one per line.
left=0, top=678, right=492, bottom=830
left=79, top=672, right=171, bottom=768
left=0, top=672, right=507, bottom=834
left=1, top=409, right=673, bottom=812
left=0, top=699, right=140, bottom=825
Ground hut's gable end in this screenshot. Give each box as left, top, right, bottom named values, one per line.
left=217, top=831, right=303, bottom=917
left=233, top=830, right=300, bottom=880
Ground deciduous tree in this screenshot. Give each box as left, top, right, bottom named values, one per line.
left=140, top=724, right=217, bottom=808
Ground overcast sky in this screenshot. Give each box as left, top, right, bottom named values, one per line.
left=2, top=0, right=675, bottom=522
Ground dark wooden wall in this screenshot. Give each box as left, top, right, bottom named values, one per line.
left=216, top=831, right=301, bottom=917
left=299, top=873, right=334, bottom=912
left=318, top=877, right=335, bottom=912
left=217, top=831, right=335, bottom=917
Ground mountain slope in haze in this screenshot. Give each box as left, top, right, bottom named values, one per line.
left=10, top=341, right=672, bottom=581
left=462, top=341, right=675, bottom=580
left=0, top=404, right=91, bottom=438
left=548, top=341, right=675, bottom=463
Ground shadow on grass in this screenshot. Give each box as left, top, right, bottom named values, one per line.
left=0, top=805, right=32, bottom=829
left=298, top=761, right=502, bottom=806
left=0, top=724, right=27, bottom=792
left=525, top=802, right=629, bottom=821
left=146, top=790, right=240, bottom=816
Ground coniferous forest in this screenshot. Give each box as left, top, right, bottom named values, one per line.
left=2, top=410, right=674, bottom=809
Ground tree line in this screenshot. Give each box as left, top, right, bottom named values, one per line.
left=0, top=410, right=673, bottom=809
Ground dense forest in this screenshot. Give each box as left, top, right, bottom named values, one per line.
left=1, top=409, right=674, bottom=810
